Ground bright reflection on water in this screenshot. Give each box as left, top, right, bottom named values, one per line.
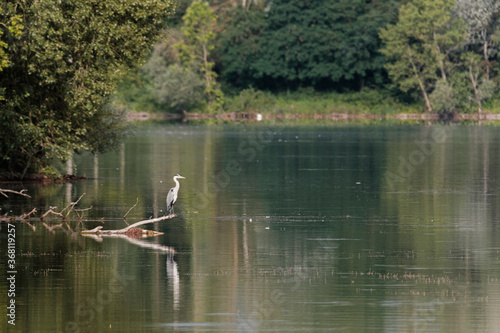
left=2, top=124, right=500, bottom=332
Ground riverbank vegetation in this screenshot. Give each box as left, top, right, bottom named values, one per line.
left=0, top=0, right=174, bottom=177
left=116, top=0, right=500, bottom=118
left=1, top=0, right=500, bottom=177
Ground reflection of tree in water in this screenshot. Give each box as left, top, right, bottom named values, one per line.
left=167, top=254, right=180, bottom=310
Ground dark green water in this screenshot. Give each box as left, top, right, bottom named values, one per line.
left=2, top=124, right=500, bottom=332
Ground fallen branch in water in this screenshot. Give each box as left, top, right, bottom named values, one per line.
left=61, top=193, right=86, bottom=218
left=123, top=197, right=139, bottom=220
left=74, top=206, right=92, bottom=220
left=0, top=188, right=31, bottom=198
left=21, top=208, right=37, bottom=220
left=41, top=193, right=88, bottom=220
left=80, top=214, right=175, bottom=236
left=81, top=232, right=176, bottom=253
left=41, top=207, right=64, bottom=219
left=2, top=193, right=172, bottom=239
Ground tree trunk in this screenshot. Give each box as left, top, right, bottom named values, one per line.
left=202, top=43, right=213, bottom=108
left=433, top=32, right=447, bottom=81
left=202, top=43, right=210, bottom=89
left=468, top=62, right=483, bottom=118
left=410, top=58, right=432, bottom=112
left=483, top=39, right=490, bottom=80
left=416, top=74, right=432, bottom=112
left=422, top=89, right=433, bottom=113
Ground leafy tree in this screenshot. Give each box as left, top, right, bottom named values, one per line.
left=142, top=60, right=205, bottom=111
left=461, top=51, right=496, bottom=114
left=218, top=5, right=266, bottom=88
left=0, top=6, right=22, bottom=98
left=0, top=0, right=174, bottom=176
left=454, top=0, right=500, bottom=79
left=453, top=1, right=499, bottom=115
left=0, top=8, right=22, bottom=70
left=429, top=79, right=458, bottom=114
left=219, top=0, right=400, bottom=91
left=380, top=0, right=466, bottom=112
left=176, top=0, right=224, bottom=113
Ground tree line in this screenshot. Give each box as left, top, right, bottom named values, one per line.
left=1, top=0, right=499, bottom=176
left=120, top=0, right=500, bottom=116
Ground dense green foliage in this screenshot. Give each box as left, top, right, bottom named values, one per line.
left=117, top=0, right=500, bottom=116
left=219, top=0, right=400, bottom=90
left=114, top=0, right=224, bottom=114
left=119, top=0, right=403, bottom=113
left=176, top=0, right=224, bottom=112
left=380, top=0, right=500, bottom=114
left=380, top=0, right=463, bottom=112
left=0, top=0, right=174, bottom=176
left=223, top=87, right=409, bottom=116
left=3, top=0, right=500, bottom=176
left=0, top=7, right=22, bottom=94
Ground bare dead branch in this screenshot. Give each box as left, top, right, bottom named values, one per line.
left=0, top=188, right=31, bottom=198
left=74, top=206, right=92, bottom=220
left=121, top=214, right=175, bottom=231
left=62, top=193, right=86, bottom=218
left=42, top=207, right=64, bottom=219
left=74, top=207, right=93, bottom=212
left=80, top=214, right=175, bottom=235
left=123, top=197, right=139, bottom=220
left=83, top=226, right=104, bottom=233
left=41, top=193, right=87, bottom=220
left=82, top=233, right=175, bottom=253
left=22, top=208, right=37, bottom=220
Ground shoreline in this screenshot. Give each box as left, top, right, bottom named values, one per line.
left=127, top=111, right=500, bottom=122
left=0, top=173, right=85, bottom=184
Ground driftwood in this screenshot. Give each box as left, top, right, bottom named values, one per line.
left=81, top=232, right=176, bottom=254
left=2, top=191, right=174, bottom=240
left=41, top=193, right=87, bottom=219
left=80, top=214, right=176, bottom=236
left=21, top=208, right=37, bottom=219
left=0, top=188, right=31, bottom=198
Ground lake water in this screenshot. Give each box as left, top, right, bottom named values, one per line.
left=2, top=123, right=500, bottom=332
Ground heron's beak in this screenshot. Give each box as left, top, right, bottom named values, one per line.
left=179, top=176, right=186, bottom=179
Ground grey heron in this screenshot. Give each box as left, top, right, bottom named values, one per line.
left=166, top=174, right=185, bottom=215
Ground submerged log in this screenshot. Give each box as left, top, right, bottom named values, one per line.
left=80, top=214, right=175, bottom=236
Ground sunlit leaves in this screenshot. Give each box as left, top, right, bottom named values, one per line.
left=143, top=62, right=205, bottom=111
left=0, top=0, right=174, bottom=175
left=175, top=0, right=224, bottom=113
left=379, top=0, right=466, bottom=112
left=380, top=0, right=500, bottom=113
left=0, top=6, right=23, bottom=100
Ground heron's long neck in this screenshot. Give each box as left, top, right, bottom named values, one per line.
left=173, top=177, right=180, bottom=189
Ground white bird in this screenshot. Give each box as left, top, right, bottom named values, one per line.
left=166, top=174, right=185, bottom=215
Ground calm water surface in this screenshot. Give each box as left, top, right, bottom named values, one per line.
left=2, top=124, right=500, bottom=332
